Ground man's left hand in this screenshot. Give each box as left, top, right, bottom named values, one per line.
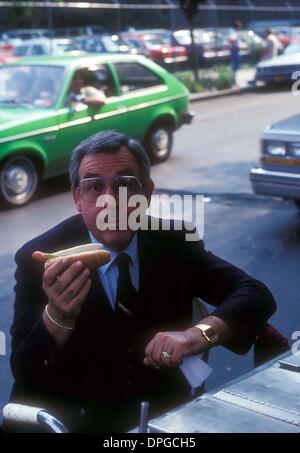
left=143, top=328, right=209, bottom=368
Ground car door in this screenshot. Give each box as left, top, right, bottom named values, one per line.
left=111, top=60, right=168, bottom=142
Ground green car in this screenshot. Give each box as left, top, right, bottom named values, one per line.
left=0, top=54, right=193, bottom=206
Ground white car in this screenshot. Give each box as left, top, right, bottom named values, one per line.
left=255, top=42, right=300, bottom=84
left=250, top=113, right=300, bottom=210
left=11, top=39, right=65, bottom=57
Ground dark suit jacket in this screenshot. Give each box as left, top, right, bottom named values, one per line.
left=9, top=215, right=276, bottom=432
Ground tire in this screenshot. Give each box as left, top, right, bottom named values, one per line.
left=145, top=124, right=173, bottom=164
left=294, top=199, right=300, bottom=210
left=0, top=156, right=38, bottom=207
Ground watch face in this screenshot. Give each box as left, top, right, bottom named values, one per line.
left=197, top=324, right=219, bottom=344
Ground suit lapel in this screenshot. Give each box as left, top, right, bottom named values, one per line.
left=137, top=229, right=161, bottom=293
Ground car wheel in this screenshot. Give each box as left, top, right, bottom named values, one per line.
left=145, top=125, right=173, bottom=163
left=0, top=156, right=38, bottom=207
left=294, top=199, right=300, bottom=210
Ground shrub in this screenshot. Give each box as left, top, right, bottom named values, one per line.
left=175, top=65, right=233, bottom=93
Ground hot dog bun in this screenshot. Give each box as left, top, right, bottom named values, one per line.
left=32, top=243, right=111, bottom=270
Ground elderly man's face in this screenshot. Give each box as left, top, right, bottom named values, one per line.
left=72, top=147, right=154, bottom=251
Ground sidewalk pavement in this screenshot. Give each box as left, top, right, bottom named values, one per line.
left=190, top=67, right=256, bottom=103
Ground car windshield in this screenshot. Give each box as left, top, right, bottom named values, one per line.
left=144, top=35, right=171, bottom=47
left=56, top=40, right=78, bottom=52
left=0, top=65, right=64, bottom=108
left=12, top=45, right=30, bottom=56
left=283, top=43, right=300, bottom=55
left=174, top=32, right=206, bottom=45
left=100, top=36, right=119, bottom=52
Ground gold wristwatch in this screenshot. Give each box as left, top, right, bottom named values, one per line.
left=194, top=323, right=219, bottom=345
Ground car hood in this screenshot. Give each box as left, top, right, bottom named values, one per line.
left=0, top=105, right=53, bottom=134
left=257, top=52, right=300, bottom=68
left=269, top=113, right=300, bottom=132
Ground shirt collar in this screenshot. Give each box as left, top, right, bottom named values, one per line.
left=88, top=231, right=138, bottom=274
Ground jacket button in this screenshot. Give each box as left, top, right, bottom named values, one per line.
left=43, top=360, right=48, bottom=367
left=80, top=408, right=86, bottom=418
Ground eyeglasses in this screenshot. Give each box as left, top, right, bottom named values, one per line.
left=77, top=176, right=143, bottom=202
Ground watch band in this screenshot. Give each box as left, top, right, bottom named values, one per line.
left=194, top=323, right=219, bottom=345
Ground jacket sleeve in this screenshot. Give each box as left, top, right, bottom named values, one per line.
left=185, top=239, right=277, bottom=354
left=10, top=245, right=60, bottom=395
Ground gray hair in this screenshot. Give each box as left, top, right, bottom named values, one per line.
left=69, top=130, right=151, bottom=187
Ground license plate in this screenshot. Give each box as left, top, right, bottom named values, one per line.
left=274, top=76, right=286, bottom=82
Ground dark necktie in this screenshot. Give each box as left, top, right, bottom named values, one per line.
left=115, top=252, right=138, bottom=316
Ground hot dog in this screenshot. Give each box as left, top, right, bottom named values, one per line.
left=32, top=243, right=111, bottom=270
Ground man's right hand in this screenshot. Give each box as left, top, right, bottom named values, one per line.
left=42, top=258, right=91, bottom=325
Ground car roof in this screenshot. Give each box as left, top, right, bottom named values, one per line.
left=4, top=53, right=149, bottom=68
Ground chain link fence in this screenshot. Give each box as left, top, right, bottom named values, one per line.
left=0, top=1, right=300, bottom=32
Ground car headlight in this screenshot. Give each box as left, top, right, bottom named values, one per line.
left=265, top=142, right=286, bottom=156
left=290, top=143, right=300, bottom=157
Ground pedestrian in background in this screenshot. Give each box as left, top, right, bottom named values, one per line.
left=261, top=29, right=283, bottom=61
left=229, top=20, right=242, bottom=86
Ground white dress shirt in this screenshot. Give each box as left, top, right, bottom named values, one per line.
left=89, top=232, right=139, bottom=310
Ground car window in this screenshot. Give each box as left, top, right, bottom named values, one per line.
left=101, top=36, right=119, bottom=52
left=125, top=39, right=143, bottom=50
left=67, top=64, right=117, bottom=101
left=145, top=35, right=171, bottom=47
left=85, top=38, right=103, bottom=52
left=12, top=45, right=29, bottom=56
left=32, top=45, right=45, bottom=55
left=114, top=61, right=163, bottom=94
left=93, top=40, right=105, bottom=52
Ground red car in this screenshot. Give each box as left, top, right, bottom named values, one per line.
left=120, top=32, right=188, bottom=65
left=0, top=42, right=18, bottom=65
left=0, top=53, right=18, bottom=65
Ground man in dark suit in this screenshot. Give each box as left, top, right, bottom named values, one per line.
left=9, top=130, right=276, bottom=432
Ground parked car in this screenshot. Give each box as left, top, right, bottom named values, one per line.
left=11, top=39, right=65, bottom=58
left=120, top=31, right=188, bottom=66
left=52, top=38, right=84, bottom=55
left=53, top=25, right=105, bottom=38
left=0, top=54, right=193, bottom=206
left=239, top=30, right=265, bottom=55
left=272, top=27, right=295, bottom=49
left=0, top=54, right=18, bottom=65
left=171, top=29, right=228, bottom=65
left=74, top=34, right=137, bottom=55
left=74, top=34, right=124, bottom=53
left=255, top=42, right=300, bottom=85
left=0, top=28, right=49, bottom=44
left=111, top=35, right=138, bottom=54
left=0, top=38, right=82, bottom=65
left=250, top=114, right=300, bottom=210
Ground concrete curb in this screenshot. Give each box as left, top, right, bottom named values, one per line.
left=189, top=85, right=255, bottom=102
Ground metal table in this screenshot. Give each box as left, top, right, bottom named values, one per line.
left=147, top=352, right=300, bottom=433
